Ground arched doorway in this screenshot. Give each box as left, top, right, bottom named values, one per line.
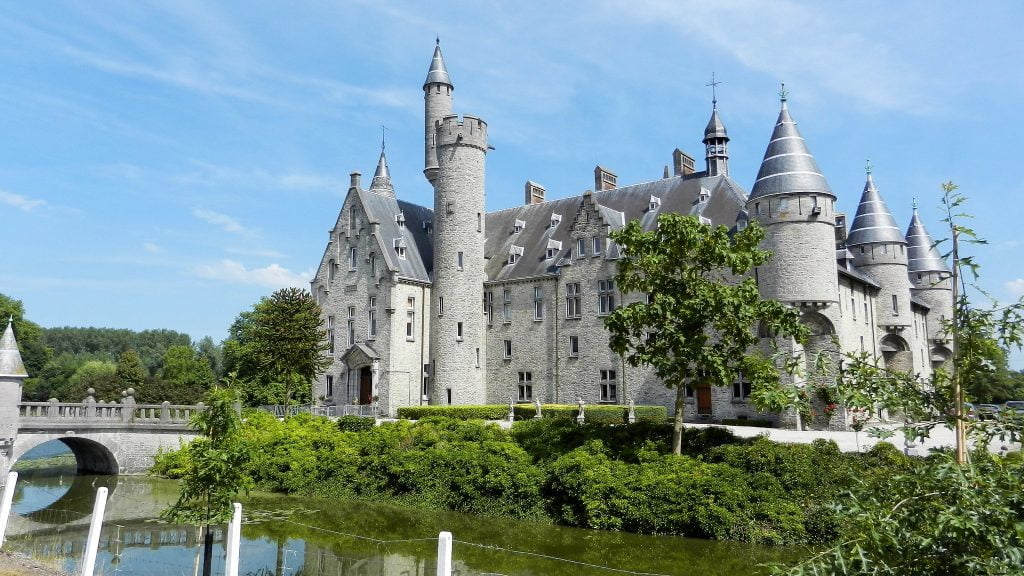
left=880, top=334, right=913, bottom=375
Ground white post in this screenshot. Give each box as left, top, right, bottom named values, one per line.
left=80, top=486, right=108, bottom=576
left=436, top=531, right=453, bottom=576
left=225, top=502, right=242, bottom=576
left=0, top=471, right=18, bottom=547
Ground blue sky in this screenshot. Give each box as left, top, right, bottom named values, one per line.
left=2, top=1, right=1023, bottom=365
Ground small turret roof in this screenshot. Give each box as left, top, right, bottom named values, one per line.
left=906, top=208, right=950, bottom=273
left=369, top=150, right=395, bottom=197
left=846, top=172, right=905, bottom=246
left=703, top=107, right=728, bottom=141
left=0, top=318, right=28, bottom=378
left=424, top=40, right=452, bottom=87
left=748, top=94, right=834, bottom=201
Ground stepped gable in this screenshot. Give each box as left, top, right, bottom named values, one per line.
left=905, top=208, right=950, bottom=273
left=748, top=98, right=833, bottom=201
left=846, top=173, right=905, bottom=246
left=0, top=319, right=27, bottom=377
left=356, top=187, right=434, bottom=282
left=483, top=174, right=747, bottom=282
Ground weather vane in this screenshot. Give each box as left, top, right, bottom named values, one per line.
left=706, top=72, right=722, bottom=108
left=912, top=196, right=918, bottom=210
left=381, top=124, right=387, bottom=152
left=779, top=82, right=788, bottom=102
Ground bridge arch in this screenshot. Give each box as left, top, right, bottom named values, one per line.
left=13, top=436, right=120, bottom=475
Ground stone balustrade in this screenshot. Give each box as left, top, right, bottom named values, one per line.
left=17, top=387, right=202, bottom=428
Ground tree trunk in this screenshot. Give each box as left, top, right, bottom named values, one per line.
left=672, top=384, right=686, bottom=455
left=201, top=525, right=213, bottom=576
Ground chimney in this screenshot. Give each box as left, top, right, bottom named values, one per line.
left=349, top=171, right=362, bottom=190
left=525, top=181, right=546, bottom=205
left=594, top=166, right=617, bottom=191
left=673, top=149, right=696, bottom=176
left=835, top=213, right=848, bottom=247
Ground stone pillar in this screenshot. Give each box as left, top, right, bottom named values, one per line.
left=0, top=320, right=28, bottom=480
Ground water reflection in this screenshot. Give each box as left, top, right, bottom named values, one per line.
left=14, top=473, right=119, bottom=523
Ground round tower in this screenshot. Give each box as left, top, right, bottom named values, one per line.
left=429, top=115, right=488, bottom=405
left=906, top=205, right=953, bottom=357
left=423, top=39, right=453, bottom=185
left=703, top=101, right=729, bottom=177
left=846, top=169, right=912, bottom=330
left=747, top=91, right=838, bottom=307
left=1, top=319, right=28, bottom=477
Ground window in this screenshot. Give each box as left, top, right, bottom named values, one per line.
left=685, top=385, right=694, bottom=398
left=349, top=206, right=357, bottom=230
left=863, top=301, right=869, bottom=324
left=483, top=291, right=493, bottom=326
left=396, top=212, right=405, bottom=228
left=546, top=247, right=557, bottom=259
left=892, top=295, right=899, bottom=315
left=368, top=297, right=377, bottom=338
left=518, top=372, right=533, bottom=401
left=446, top=201, right=456, bottom=215
left=533, top=286, right=544, bottom=320
left=600, top=370, right=617, bottom=402
left=327, top=315, right=335, bottom=354
left=394, top=239, right=407, bottom=260
left=457, top=251, right=464, bottom=270
left=577, top=238, right=586, bottom=258
left=860, top=336, right=865, bottom=351
left=851, top=297, right=857, bottom=320
left=565, top=282, right=581, bottom=318
left=568, top=335, right=579, bottom=357
left=477, top=212, right=482, bottom=232
left=732, top=375, right=752, bottom=400
left=475, top=348, right=480, bottom=368
left=503, top=339, right=513, bottom=359
left=456, top=322, right=464, bottom=341
left=502, top=289, right=513, bottom=323
left=326, top=375, right=334, bottom=398
left=550, top=213, right=562, bottom=228
left=347, top=306, right=356, bottom=346
left=598, top=279, right=616, bottom=315
left=514, top=219, right=525, bottom=234
left=328, top=260, right=336, bottom=282
left=349, top=247, right=357, bottom=270
left=592, top=236, right=603, bottom=255
left=508, top=252, right=520, bottom=265
left=406, top=297, right=415, bottom=341
left=438, top=296, right=444, bottom=316
left=369, top=252, right=376, bottom=276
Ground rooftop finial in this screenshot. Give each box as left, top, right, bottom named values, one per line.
left=381, top=124, right=387, bottom=152
left=436, top=35, right=440, bottom=46
left=706, top=72, right=722, bottom=109
left=779, top=82, right=788, bottom=103
left=912, top=197, right=918, bottom=210
left=865, top=158, right=872, bottom=175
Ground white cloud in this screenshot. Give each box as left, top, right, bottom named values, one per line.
left=195, top=259, right=310, bottom=289
left=1005, top=279, right=1024, bottom=297
left=192, top=208, right=248, bottom=234
left=142, top=242, right=162, bottom=254
left=0, top=189, right=46, bottom=211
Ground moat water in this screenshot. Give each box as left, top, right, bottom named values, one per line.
left=6, top=446, right=801, bottom=575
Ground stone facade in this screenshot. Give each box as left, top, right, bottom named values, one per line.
left=309, top=44, right=953, bottom=430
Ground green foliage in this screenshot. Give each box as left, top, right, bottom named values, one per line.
left=42, top=326, right=191, bottom=374
left=337, top=415, right=374, bottom=432
left=157, top=344, right=215, bottom=404
left=224, top=287, right=331, bottom=407
left=397, top=404, right=510, bottom=420
left=605, top=215, right=808, bottom=453
left=115, top=349, right=146, bottom=391
left=0, top=293, right=52, bottom=394
left=66, top=359, right=119, bottom=401
left=396, top=403, right=668, bottom=424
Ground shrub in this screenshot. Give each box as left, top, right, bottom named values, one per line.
left=397, top=405, right=510, bottom=420
left=337, top=415, right=374, bottom=432
left=397, top=403, right=667, bottom=424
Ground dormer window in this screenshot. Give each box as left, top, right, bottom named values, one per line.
left=514, top=219, right=526, bottom=234
left=698, top=187, right=710, bottom=203
left=545, top=239, right=562, bottom=260
left=648, top=195, right=661, bottom=211
left=396, top=212, right=406, bottom=228
left=550, top=213, right=562, bottom=228
left=508, top=245, right=524, bottom=265
left=394, top=238, right=407, bottom=260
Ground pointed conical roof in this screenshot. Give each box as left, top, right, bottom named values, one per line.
left=0, top=318, right=28, bottom=378
left=846, top=172, right=905, bottom=246
left=703, top=106, right=728, bottom=142
left=424, top=41, right=452, bottom=87
left=906, top=208, right=950, bottom=273
left=749, top=99, right=834, bottom=201
left=369, top=151, right=395, bottom=197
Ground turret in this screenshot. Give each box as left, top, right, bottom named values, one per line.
left=0, top=318, right=27, bottom=460
left=423, top=39, right=454, bottom=185
left=429, top=115, right=488, bottom=405
left=747, top=89, right=838, bottom=307
left=906, top=204, right=953, bottom=350
left=703, top=102, right=729, bottom=177
left=846, top=168, right=911, bottom=330
left=368, top=149, right=395, bottom=198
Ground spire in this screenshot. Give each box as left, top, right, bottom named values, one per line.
left=906, top=206, right=950, bottom=273
left=369, top=150, right=395, bottom=197
left=846, top=167, right=905, bottom=246
left=748, top=90, right=833, bottom=201
left=424, top=40, right=453, bottom=88
left=0, top=318, right=28, bottom=378
left=703, top=73, right=728, bottom=141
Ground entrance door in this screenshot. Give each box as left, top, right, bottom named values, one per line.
left=359, top=366, right=373, bottom=405
left=696, top=386, right=712, bottom=416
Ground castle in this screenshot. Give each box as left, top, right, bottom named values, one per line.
left=310, top=43, right=953, bottom=429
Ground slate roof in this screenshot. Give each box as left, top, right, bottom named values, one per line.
left=369, top=151, right=395, bottom=198
left=424, top=42, right=452, bottom=87
left=358, top=186, right=434, bottom=283
left=846, top=173, right=905, bottom=246
left=837, top=263, right=880, bottom=289
left=0, top=320, right=28, bottom=378
left=749, top=100, right=834, bottom=201
left=704, top=107, right=728, bottom=141
left=483, top=174, right=748, bottom=282
left=905, top=208, right=950, bottom=273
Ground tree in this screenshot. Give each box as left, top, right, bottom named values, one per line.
left=159, top=345, right=216, bottom=404
left=0, top=293, right=51, bottom=383
left=162, top=383, right=249, bottom=576
left=65, top=359, right=119, bottom=401
left=224, top=287, right=331, bottom=408
left=605, top=214, right=807, bottom=454
left=115, top=349, right=146, bottom=392
left=195, top=336, right=224, bottom=379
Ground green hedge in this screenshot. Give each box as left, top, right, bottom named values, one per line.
left=337, top=415, right=375, bottom=432
left=397, top=403, right=667, bottom=424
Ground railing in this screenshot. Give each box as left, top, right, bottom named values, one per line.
left=259, top=404, right=377, bottom=418
left=18, top=395, right=202, bottom=427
